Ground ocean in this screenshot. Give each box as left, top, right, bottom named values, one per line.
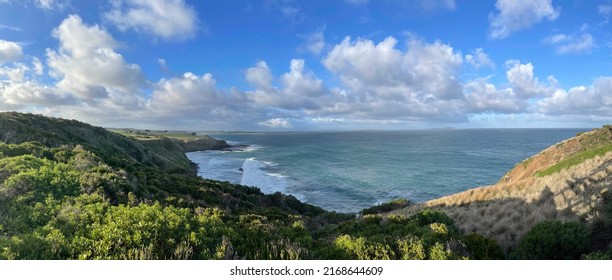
left=186, top=129, right=586, bottom=213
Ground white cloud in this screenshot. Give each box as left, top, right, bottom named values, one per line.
left=148, top=72, right=221, bottom=114
left=538, top=77, right=612, bottom=116
left=105, top=0, right=199, bottom=41
left=0, top=80, right=72, bottom=108
left=323, top=36, right=402, bottom=88
left=0, top=56, right=44, bottom=82
left=544, top=32, right=595, bottom=54
left=259, top=118, right=293, bottom=129
left=464, top=78, right=525, bottom=113
left=31, top=57, right=43, bottom=75
left=505, top=60, right=555, bottom=98
left=0, top=39, right=23, bottom=64
left=299, top=28, right=326, bottom=55
left=246, top=61, right=274, bottom=91
left=489, top=0, right=559, bottom=39
left=465, top=48, right=494, bottom=69
left=247, top=59, right=328, bottom=110
left=0, top=62, right=29, bottom=82
left=0, top=24, right=23, bottom=32
left=46, top=15, right=144, bottom=99
left=322, top=36, right=465, bottom=121
left=35, top=0, right=70, bottom=10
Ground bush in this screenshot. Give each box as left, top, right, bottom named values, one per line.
left=409, top=209, right=458, bottom=235
left=428, top=242, right=449, bottom=260
left=361, top=198, right=412, bottom=215
left=513, top=221, right=591, bottom=260
left=581, top=251, right=612, bottom=260
left=461, top=233, right=504, bottom=260
left=333, top=235, right=395, bottom=260
left=397, top=236, right=426, bottom=260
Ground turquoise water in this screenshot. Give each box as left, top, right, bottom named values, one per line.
left=186, top=129, right=586, bottom=213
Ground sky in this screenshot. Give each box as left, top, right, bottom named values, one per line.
left=0, top=0, right=610, bottom=131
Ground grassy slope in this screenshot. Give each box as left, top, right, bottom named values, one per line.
left=109, top=129, right=202, bottom=140
left=391, top=125, right=612, bottom=250
left=0, top=112, right=229, bottom=175
left=0, top=112, right=194, bottom=174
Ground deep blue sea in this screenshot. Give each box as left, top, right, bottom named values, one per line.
left=186, top=129, right=586, bottom=213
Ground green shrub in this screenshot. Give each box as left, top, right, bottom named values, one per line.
left=361, top=198, right=412, bottom=215
left=461, top=233, right=505, bottom=260
left=333, top=235, right=395, bottom=260
left=409, top=209, right=458, bottom=235
left=397, top=236, right=426, bottom=260
left=513, top=221, right=591, bottom=260
left=428, top=242, right=449, bottom=260
left=581, top=251, right=612, bottom=260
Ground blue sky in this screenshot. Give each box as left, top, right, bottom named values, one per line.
left=0, top=0, right=610, bottom=130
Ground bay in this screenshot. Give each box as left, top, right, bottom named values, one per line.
left=186, top=129, right=585, bottom=213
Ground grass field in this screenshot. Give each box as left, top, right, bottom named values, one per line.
left=109, top=129, right=201, bottom=140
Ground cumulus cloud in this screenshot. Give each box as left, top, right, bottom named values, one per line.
left=464, top=78, right=525, bottom=113
left=0, top=39, right=23, bottom=64
left=543, top=32, right=595, bottom=54
left=246, top=61, right=274, bottom=91
left=247, top=59, right=328, bottom=110
left=46, top=15, right=145, bottom=99
left=0, top=62, right=29, bottom=82
left=463, top=59, right=565, bottom=115
left=465, top=48, right=494, bottom=69
left=148, top=72, right=221, bottom=114
left=322, top=36, right=465, bottom=121
left=505, top=60, right=555, bottom=98
left=105, top=0, right=199, bottom=41
left=489, top=0, right=559, bottom=39
left=0, top=80, right=73, bottom=108
left=538, top=77, right=612, bottom=116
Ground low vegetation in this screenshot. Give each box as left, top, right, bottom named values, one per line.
left=1, top=112, right=610, bottom=259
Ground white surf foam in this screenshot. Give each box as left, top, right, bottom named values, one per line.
left=240, top=158, right=287, bottom=194
left=187, top=152, right=243, bottom=184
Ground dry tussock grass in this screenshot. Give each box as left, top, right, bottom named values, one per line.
left=390, top=151, right=611, bottom=251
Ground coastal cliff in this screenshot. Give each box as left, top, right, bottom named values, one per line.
left=0, top=112, right=228, bottom=175
left=391, top=125, right=612, bottom=251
